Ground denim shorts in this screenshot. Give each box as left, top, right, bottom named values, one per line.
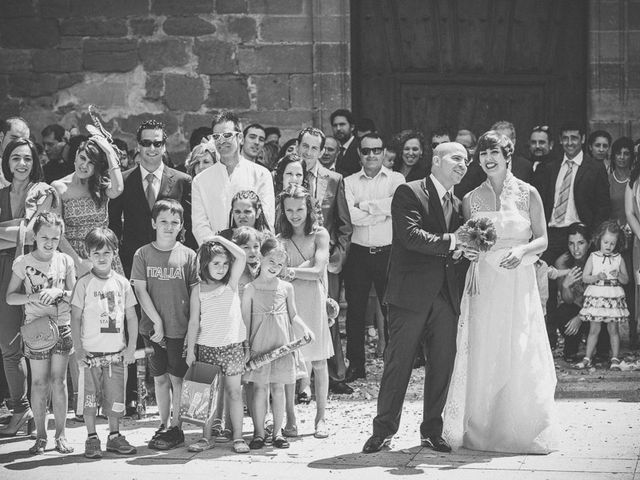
left=24, top=324, right=74, bottom=361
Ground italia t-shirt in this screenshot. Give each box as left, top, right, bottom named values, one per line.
left=130, top=242, right=198, bottom=339
left=71, top=271, right=137, bottom=353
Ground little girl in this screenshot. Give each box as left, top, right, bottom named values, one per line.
left=576, top=220, right=629, bottom=370
left=241, top=237, right=313, bottom=450
left=185, top=235, right=249, bottom=454
left=220, top=190, right=271, bottom=239
left=6, top=212, right=76, bottom=455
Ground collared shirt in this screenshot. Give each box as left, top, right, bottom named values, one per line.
left=140, top=163, right=164, bottom=200
left=344, top=167, right=405, bottom=247
left=341, top=135, right=354, bottom=152
left=549, top=150, right=583, bottom=228
left=191, top=157, right=275, bottom=245
left=429, top=174, right=456, bottom=250
left=307, top=162, right=320, bottom=199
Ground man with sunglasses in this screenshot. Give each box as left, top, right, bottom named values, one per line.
left=191, top=111, right=274, bottom=244
left=343, top=134, right=404, bottom=383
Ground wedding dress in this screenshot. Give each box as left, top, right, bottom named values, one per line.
left=443, top=172, right=557, bottom=454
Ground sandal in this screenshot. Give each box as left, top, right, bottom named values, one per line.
left=273, top=435, right=289, bottom=449
left=29, top=438, right=47, bottom=455
left=188, top=437, right=215, bottom=452
left=282, top=425, right=298, bottom=438
left=610, top=357, right=622, bottom=371
left=574, top=357, right=592, bottom=370
left=210, top=418, right=223, bottom=438
left=314, top=420, right=329, bottom=439
left=249, top=435, right=265, bottom=450
left=296, top=391, right=311, bottom=405
left=233, top=439, right=250, bottom=453
left=55, top=436, right=74, bottom=454
left=215, top=428, right=232, bottom=443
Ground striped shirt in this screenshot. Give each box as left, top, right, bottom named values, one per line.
left=196, top=284, right=246, bottom=348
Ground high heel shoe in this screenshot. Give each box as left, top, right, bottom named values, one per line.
left=0, top=409, right=35, bottom=437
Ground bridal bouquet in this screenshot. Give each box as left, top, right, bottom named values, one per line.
left=456, top=217, right=497, bottom=295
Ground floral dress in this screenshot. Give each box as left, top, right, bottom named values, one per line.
left=580, top=252, right=629, bottom=323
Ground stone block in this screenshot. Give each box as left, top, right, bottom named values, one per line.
left=238, top=45, right=312, bottom=73
left=228, top=16, right=257, bottom=43
left=59, top=37, right=83, bottom=49
left=237, top=109, right=312, bottom=128
left=216, top=0, right=247, bottom=14
left=117, top=113, right=179, bottom=137
left=183, top=113, right=213, bottom=136
left=253, top=74, right=289, bottom=109
left=130, top=18, right=157, bottom=36
left=316, top=72, right=349, bottom=110
left=592, top=0, right=620, bottom=30
left=316, top=0, right=343, bottom=16
left=313, top=16, right=344, bottom=42
left=590, top=31, right=621, bottom=62
left=9, top=73, right=59, bottom=97
left=1, top=0, right=37, bottom=18
left=0, top=99, right=20, bottom=119
left=314, top=43, right=347, bottom=72
left=163, top=16, right=216, bottom=36
left=58, top=73, right=84, bottom=89
left=164, top=74, right=205, bottom=111
left=260, top=16, right=311, bottom=43
left=33, top=48, right=82, bottom=73
left=152, top=0, right=214, bottom=15
left=290, top=73, right=312, bottom=108
left=248, top=0, right=305, bottom=15
left=194, top=38, right=236, bottom=74
left=145, top=73, right=164, bottom=99
left=0, top=75, right=8, bottom=97
left=0, top=49, right=32, bottom=73
left=590, top=63, right=623, bottom=90
left=0, top=18, right=59, bottom=48
left=628, top=31, right=640, bottom=63
left=206, top=75, right=249, bottom=108
left=139, top=38, right=190, bottom=71
left=60, top=18, right=127, bottom=36
left=630, top=2, right=640, bottom=29
left=83, top=39, right=138, bottom=72
left=40, top=0, right=71, bottom=18
left=628, top=64, right=640, bottom=89
left=68, top=0, right=149, bottom=17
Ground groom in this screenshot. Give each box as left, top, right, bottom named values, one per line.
left=363, top=142, right=469, bottom=453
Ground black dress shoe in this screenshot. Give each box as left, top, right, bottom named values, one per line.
left=329, top=381, right=354, bottom=395
left=421, top=435, right=451, bottom=452
left=345, top=366, right=366, bottom=383
left=362, top=434, right=391, bottom=453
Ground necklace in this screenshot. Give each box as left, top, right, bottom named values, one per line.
left=612, top=170, right=629, bottom=184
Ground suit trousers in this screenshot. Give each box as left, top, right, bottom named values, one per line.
left=344, top=245, right=390, bottom=372
left=373, top=289, right=458, bottom=439
left=327, top=272, right=347, bottom=383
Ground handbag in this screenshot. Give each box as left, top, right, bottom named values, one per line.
left=20, top=315, right=59, bottom=352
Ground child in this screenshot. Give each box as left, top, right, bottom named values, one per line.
left=69, top=227, right=138, bottom=459
left=576, top=220, right=629, bottom=370
left=185, top=235, right=249, bottom=453
left=131, top=199, right=198, bottom=450
left=7, top=212, right=75, bottom=455
left=241, top=237, right=313, bottom=450
left=220, top=190, right=272, bottom=239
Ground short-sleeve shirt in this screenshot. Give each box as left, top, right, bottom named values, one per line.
left=12, top=251, right=75, bottom=325
left=71, top=271, right=137, bottom=353
left=130, top=242, right=198, bottom=338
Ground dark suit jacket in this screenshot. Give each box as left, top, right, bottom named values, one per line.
left=511, top=154, right=533, bottom=183
left=108, top=165, right=193, bottom=276
left=309, top=165, right=352, bottom=273
left=335, top=137, right=361, bottom=178
left=537, top=152, right=610, bottom=230
left=384, top=177, right=463, bottom=314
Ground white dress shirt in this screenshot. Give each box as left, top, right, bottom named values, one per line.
left=344, top=167, right=405, bottom=247
left=191, top=157, right=275, bottom=245
left=430, top=174, right=456, bottom=250
left=549, top=151, right=583, bottom=228
left=140, top=163, right=164, bottom=200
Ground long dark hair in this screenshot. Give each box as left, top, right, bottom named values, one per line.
left=2, top=138, right=43, bottom=184
left=564, top=222, right=592, bottom=268
left=278, top=184, right=318, bottom=238
left=228, top=190, right=270, bottom=231
left=393, top=130, right=428, bottom=176
left=273, top=153, right=308, bottom=194
left=76, top=138, right=111, bottom=207
left=197, top=240, right=233, bottom=285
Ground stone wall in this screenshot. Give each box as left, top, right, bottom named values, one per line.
left=0, top=0, right=350, bottom=163
left=589, top=0, right=640, bottom=139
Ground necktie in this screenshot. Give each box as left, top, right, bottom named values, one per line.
left=145, top=173, right=156, bottom=210
left=443, top=191, right=453, bottom=229
left=308, top=170, right=316, bottom=199
left=553, top=160, right=574, bottom=224
left=337, top=146, right=345, bottom=168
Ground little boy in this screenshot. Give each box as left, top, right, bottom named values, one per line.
left=70, top=227, right=139, bottom=459
left=131, top=199, right=198, bottom=450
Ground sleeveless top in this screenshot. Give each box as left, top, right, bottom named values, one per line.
left=0, top=186, right=23, bottom=256
left=196, top=283, right=246, bottom=348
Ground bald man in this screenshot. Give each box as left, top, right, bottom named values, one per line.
left=364, top=142, right=470, bottom=453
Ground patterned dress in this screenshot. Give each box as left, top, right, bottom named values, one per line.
left=62, top=196, right=124, bottom=274
left=580, top=252, right=629, bottom=323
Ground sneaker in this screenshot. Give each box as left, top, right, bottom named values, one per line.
left=84, top=437, right=102, bottom=459
left=610, top=357, right=622, bottom=371
left=106, top=434, right=137, bottom=455
left=151, top=426, right=184, bottom=450
left=148, top=424, right=166, bottom=449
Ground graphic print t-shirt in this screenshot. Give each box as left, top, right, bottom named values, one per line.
left=12, top=252, right=75, bottom=325
left=130, top=242, right=198, bottom=338
left=71, top=271, right=137, bottom=353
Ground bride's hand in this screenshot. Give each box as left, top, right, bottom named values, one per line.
left=460, top=245, right=479, bottom=262
left=499, top=247, right=524, bottom=269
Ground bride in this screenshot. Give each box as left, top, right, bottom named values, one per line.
left=443, top=130, right=557, bottom=454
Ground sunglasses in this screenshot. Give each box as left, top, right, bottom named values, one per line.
left=212, top=131, right=239, bottom=141
left=533, top=125, right=550, bottom=131
left=359, top=147, right=384, bottom=155
left=139, top=139, right=165, bottom=148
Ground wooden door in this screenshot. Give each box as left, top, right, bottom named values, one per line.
left=351, top=0, right=587, bottom=153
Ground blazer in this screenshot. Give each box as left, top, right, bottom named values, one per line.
left=335, top=138, right=361, bottom=178
left=384, top=177, right=463, bottom=314
left=108, top=165, right=192, bottom=275
left=309, top=165, right=352, bottom=273
left=537, top=152, right=610, bottom=230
